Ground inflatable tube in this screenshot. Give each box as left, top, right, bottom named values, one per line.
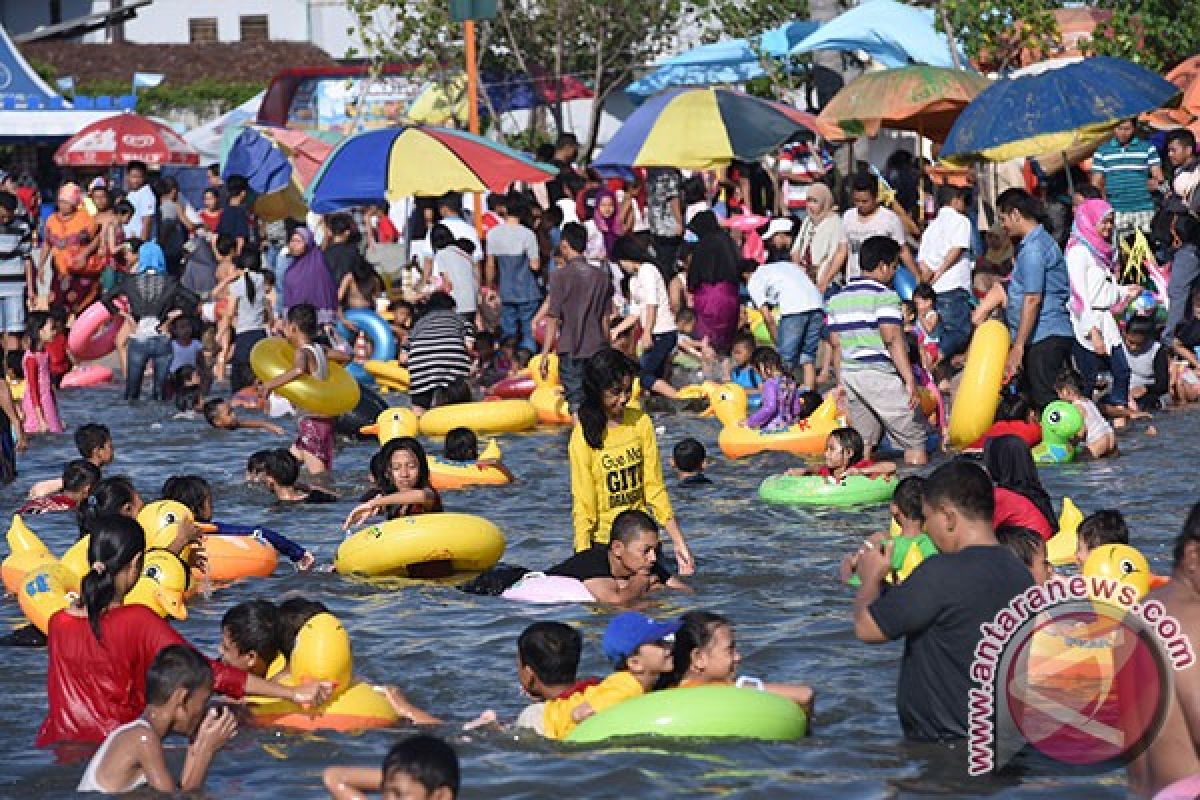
left=699, top=382, right=842, bottom=459
left=363, top=360, right=409, bottom=392
left=428, top=439, right=513, bottom=490
left=252, top=612, right=399, bottom=731
left=530, top=385, right=571, bottom=425
left=125, top=549, right=191, bottom=620
left=60, top=364, right=114, bottom=388
left=342, top=309, right=397, bottom=362
left=566, top=685, right=807, bottom=743
left=250, top=338, right=360, bottom=417
left=201, top=533, right=278, bottom=582
left=893, top=265, right=918, bottom=301
left=948, top=320, right=1009, bottom=448
left=1046, top=497, right=1083, bottom=567
left=1032, top=401, right=1082, bottom=464
left=758, top=473, right=897, bottom=507
left=335, top=513, right=506, bottom=577
left=528, top=353, right=559, bottom=387
left=67, top=299, right=126, bottom=361
left=17, top=563, right=74, bottom=634
left=490, top=373, right=535, bottom=399
left=501, top=573, right=595, bottom=604
left=3, top=514, right=53, bottom=595
left=334, top=386, right=389, bottom=440
left=418, top=399, right=537, bottom=437
left=1083, top=544, right=1151, bottom=600
left=745, top=308, right=774, bottom=347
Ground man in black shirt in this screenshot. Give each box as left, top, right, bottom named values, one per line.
left=216, top=174, right=253, bottom=255
left=548, top=509, right=672, bottom=605
left=851, top=460, right=1034, bottom=741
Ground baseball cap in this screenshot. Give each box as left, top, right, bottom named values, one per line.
left=763, top=217, right=793, bottom=240
left=602, top=611, right=682, bottom=665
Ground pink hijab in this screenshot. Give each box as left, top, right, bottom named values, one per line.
left=592, top=188, right=623, bottom=257
left=1067, top=198, right=1113, bottom=315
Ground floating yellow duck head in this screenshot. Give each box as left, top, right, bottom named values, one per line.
left=360, top=407, right=419, bottom=444
left=528, top=353, right=560, bottom=388
left=290, top=612, right=353, bottom=698
left=125, top=548, right=191, bottom=620
left=2, top=514, right=54, bottom=594
left=1083, top=544, right=1151, bottom=601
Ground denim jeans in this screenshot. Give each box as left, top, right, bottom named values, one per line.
left=935, top=288, right=973, bottom=359
left=126, top=334, right=172, bottom=402
left=1164, top=243, right=1200, bottom=345
left=776, top=310, right=823, bottom=370
left=1072, top=340, right=1132, bottom=407
left=639, top=331, right=678, bottom=391
left=500, top=299, right=540, bottom=354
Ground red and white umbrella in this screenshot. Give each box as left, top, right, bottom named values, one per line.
left=54, top=113, right=199, bottom=167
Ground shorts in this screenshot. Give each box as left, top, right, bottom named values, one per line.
left=0, top=293, right=24, bottom=334
left=294, top=416, right=335, bottom=471
left=842, top=368, right=929, bottom=452
left=777, top=310, right=823, bottom=368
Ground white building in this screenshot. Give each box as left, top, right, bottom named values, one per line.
left=0, top=0, right=364, bottom=59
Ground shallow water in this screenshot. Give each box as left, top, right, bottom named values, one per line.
left=0, top=385, right=1188, bottom=798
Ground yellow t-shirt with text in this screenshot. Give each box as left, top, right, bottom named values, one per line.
left=542, top=670, right=644, bottom=740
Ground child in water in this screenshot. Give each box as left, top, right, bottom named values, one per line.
left=726, top=332, right=762, bottom=407
left=742, top=347, right=821, bottom=431
left=344, top=437, right=442, bottom=529
left=442, top=426, right=495, bottom=464
left=323, top=734, right=460, bottom=800
left=203, top=398, right=286, bottom=435
left=21, top=311, right=64, bottom=434
left=787, top=427, right=896, bottom=481
left=911, top=284, right=942, bottom=372
left=996, top=526, right=1053, bottom=584
left=663, top=610, right=814, bottom=720
left=672, top=438, right=711, bottom=486
left=1054, top=366, right=1117, bottom=459
left=248, top=448, right=338, bottom=504
left=841, top=475, right=930, bottom=586
left=76, top=645, right=237, bottom=794
left=1075, top=509, right=1130, bottom=566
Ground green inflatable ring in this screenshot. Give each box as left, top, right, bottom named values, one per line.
left=566, top=685, right=807, bottom=743
left=758, top=474, right=897, bottom=507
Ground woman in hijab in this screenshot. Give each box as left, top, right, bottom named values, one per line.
left=41, top=183, right=102, bottom=314
left=585, top=188, right=623, bottom=260
left=983, top=434, right=1058, bottom=540
left=1065, top=198, right=1141, bottom=412
left=102, top=242, right=197, bottom=403
left=282, top=226, right=338, bottom=326
left=791, top=182, right=847, bottom=293
left=686, top=210, right=742, bottom=353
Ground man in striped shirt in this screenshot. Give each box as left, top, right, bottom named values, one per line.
left=827, top=236, right=929, bottom=465
left=1092, top=119, right=1163, bottom=245
left=0, top=191, right=33, bottom=352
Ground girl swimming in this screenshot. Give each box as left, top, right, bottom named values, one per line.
left=343, top=437, right=443, bottom=528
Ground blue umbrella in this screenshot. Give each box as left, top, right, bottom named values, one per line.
left=222, top=127, right=292, bottom=194
left=627, top=21, right=820, bottom=99
left=791, top=0, right=959, bottom=68
left=941, top=57, right=1180, bottom=163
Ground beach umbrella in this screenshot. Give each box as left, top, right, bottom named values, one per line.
left=941, top=56, right=1180, bottom=164
left=54, top=112, right=198, bottom=167
left=817, top=65, right=990, bottom=141
left=222, top=126, right=338, bottom=221
left=306, top=125, right=556, bottom=213
left=791, top=0, right=961, bottom=69
left=592, top=88, right=836, bottom=171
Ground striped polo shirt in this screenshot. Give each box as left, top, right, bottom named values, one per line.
left=827, top=277, right=903, bottom=373
left=1092, top=136, right=1160, bottom=213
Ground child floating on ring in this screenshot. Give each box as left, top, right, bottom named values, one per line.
left=787, top=427, right=896, bottom=481
left=344, top=437, right=442, bottom=529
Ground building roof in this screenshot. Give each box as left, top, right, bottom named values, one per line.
left=17, top=40, right=336, bottom=86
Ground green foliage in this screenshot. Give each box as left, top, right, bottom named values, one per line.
left=1084, top=1, right=1200, bottom=72
left=28, top=58, right=57, bottom=84
left=75, top=79, right=262, bottom=115
left=938, top=0, right=1062, bottom=72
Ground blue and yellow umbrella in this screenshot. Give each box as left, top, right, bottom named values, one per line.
left=593, top=87, right=835, bottom=170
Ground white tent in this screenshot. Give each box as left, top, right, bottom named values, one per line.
left=183, top=91, right=264, bottom=164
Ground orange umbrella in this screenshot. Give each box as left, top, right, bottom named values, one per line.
left=817, top=65, right=990, bottom=142
left=1145, top=55, right=1200, bottom=133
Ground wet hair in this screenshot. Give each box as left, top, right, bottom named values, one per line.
left=382, top=734, right=460, bottom=795
left=215, top=233, right=237, bottom=258
left=560, top=221, right=587, bottom=254
left=277, top=596, right=329, bottom=656
left=673, top=438, right=706, bottom=473
left=221, top=599, right=281, bottom=665
left=859, top=236, right=901, bottom=274
left=851, top=172, right=879, bottom=196
left=78, top=475, right=139, bottom=537
left=891, top=475, right=925, bottom=523
left=610, top=509, right=658, bottom=546
left=348, top=255, right=382, bottom=300
left=261, top=448, right=300, bottom=488
left=443, top=427, right=478, bottom=462
left=912, top=283, right=937, bottom=304
left=75, top=422, right=112, bottom=460
left=1078, top=510, right=1130, bottom=550
left=996, top=525, right=1045, bottom=570
left=1053, top=365, right=1085, bottom=395
left=24, top=310, right=50, bottom=351
left=202, top=397, right=229, bottom=427
left=826, top=427, right=865, bottom=464
left=997, top=188, right=1041, bottom=221
left=226, top=174, right=249, bottom=197
left=81, top=514, right=146, bottom=640
left=287, top=303, right=318, bottom=337
left=430, top=223, right=456, bottom=251
left=579, top=348, right=639, bottom=449
left=517, top=621, right=582, bottom=686
left=995, top=392, right=1033, bottom=422
left=145, top=644, right=212, bottom=705
left=923, top=460, right=995, bottom=523
left=246, top=449, right=271, bottom=477
left=665, top=610, right=730, bottom=688
left=377, top=437, right=432, bottom=492
left=432, top=377, right=471, bottom=408
left=63, top=459, right=101, bottom=494
left=750, top=346, right=783, bottom=375
left=160, top=475, right=212, bottom=521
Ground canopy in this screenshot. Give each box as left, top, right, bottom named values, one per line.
left=817, top=66, right=989, bottom=141
left=0, top=23, right=63, bottom=108
left=0, top=110, right=120, bottom=142
left=183, top=92, right=264, bottom=164
left=54, top=112, right=199, bottom=167
left=222, top=126, right=337, bottom=221
left=791, top=0, right=961, bottom=68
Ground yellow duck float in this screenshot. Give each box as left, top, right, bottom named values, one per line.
left=4, top=501, right=204, bottom=633
left=363, top=360, right=410, bottom=394
left=687, top=381, right=843, bottom=460
left=527, top=353, right=641, bottom=425
left=360, top=409, right=514, bottom=490
left=360, top=398, right=537, bottom=437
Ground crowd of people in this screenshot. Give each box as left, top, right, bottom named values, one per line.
left=3, top=119, right=1200, bottom=798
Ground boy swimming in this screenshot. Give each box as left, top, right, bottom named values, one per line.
left=323, top=734, right=460, bottom=800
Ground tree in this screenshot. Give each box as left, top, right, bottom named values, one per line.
left=1084, top=1, right=1200, bottom=72
left=937, top=0, right=1062, bottom=73
left=700, top=0, right=811, bottom=94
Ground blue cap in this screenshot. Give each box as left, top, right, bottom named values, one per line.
left=602, top=612, right=682, bottom=665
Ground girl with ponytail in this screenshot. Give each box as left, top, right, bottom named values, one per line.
left=38, top=516, right=331, bottom=748
left=567, top=348, right=695, bottom=578
left=77, top=475, right=143, bottom=538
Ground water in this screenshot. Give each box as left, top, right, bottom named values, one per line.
left=0, top=386, right=1188, bottom=798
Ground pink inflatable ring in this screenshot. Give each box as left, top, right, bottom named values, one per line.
left=68, top=299, right=126, bottom=362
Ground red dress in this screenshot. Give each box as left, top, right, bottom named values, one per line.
left=993, top=487, right=1054, bottom=541
left=37, top=605, right=247, bottom=747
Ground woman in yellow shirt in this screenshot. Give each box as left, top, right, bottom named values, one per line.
left=567, top=348, right=694, bottom=575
